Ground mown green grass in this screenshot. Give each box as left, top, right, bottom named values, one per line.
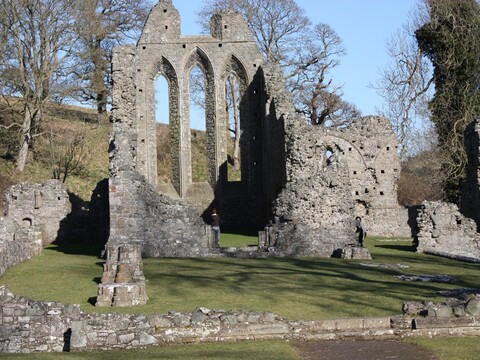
left=1, top=237, right=479, bottom=359
left=1, top=340, right=300, bottom=360
left=1, top=237, right=478, bottom=320
left=220, top=232, right=258, bottom=247
left=406, top=336, right=480, bottom=360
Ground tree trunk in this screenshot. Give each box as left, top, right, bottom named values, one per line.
left=16, top=136, right=29, bottom=172
left=93, top=38, right=109, bottom=123
left=15, top=106, right=34, bottom=172
left=96, top=90, right=108, bottom=123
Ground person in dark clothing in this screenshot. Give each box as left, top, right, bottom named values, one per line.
left=211, top=208, right=220, bottom=247
left=355, top=216, right=367, bottom=247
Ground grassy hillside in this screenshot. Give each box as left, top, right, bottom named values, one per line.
left=0, top=102, right=219, bottom=213
left=0, top=102, right=110, bottom=211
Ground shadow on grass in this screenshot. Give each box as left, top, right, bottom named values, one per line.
left=48, top=242, right=104, bottom=257
left=375, top=244, right=416, bottom=252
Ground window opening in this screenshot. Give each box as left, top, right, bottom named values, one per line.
left=225, top=72, right=242, bottom=182
left=155, top=75, right=172, bottom=183
left=189, top=65, right=207, bottom=182
left=324, top=148, right=336, bottom=166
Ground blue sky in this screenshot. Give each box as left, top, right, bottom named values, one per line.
left=156, top=0, right=419, bottom=128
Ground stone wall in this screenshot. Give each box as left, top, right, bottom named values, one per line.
left=3, top=284, right=480, bottom=354
left=0, top=284, right=289, bottom=353
left=2, top=180, right=71, bottom=245
left=0, top=218, right=42, bottom=276
left=318, top=116, right=410, bottom=237
left=415, top=201, right=480, bottom=262
left=268, top=121, right=358, bottom=256
left=106, top=0, right=410, bottom=262
left=134, top=0, right=263, bottom=203
left=108, top=45, right=211, bottom=258
left=0, top=179, right=70, bottom=277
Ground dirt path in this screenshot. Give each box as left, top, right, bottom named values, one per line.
left=292, top=340, right=439, bottom=360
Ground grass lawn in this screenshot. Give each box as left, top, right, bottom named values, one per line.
left=406, top=336, right=480, bottom=360
left=1, top=237, right=477, bottom=319
left=219, top=232, right=259, bottom=247
left=1, top=236, right=479, bottom=358
left=1, top=340, right=300, bottom=360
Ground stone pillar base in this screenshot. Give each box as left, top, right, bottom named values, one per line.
left=95, top=243, right=148, bottom=307
left=340, top=246, right=372, bottom=260
left=96, top=282, right=148, bottom=307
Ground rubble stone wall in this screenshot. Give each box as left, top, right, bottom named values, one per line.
left=108, top=45, right=211, bottom=257
left=3, top=284, right=480, bottom=354
left=319, top=117, right=410, bottom=237
left=0, top=219, right=42, bottom=276
left=0, top=284, right=288, bottom=353
left=0, top=180, right=70, bottom=276
left=268, top=109, right=410, bottom=240
left=2, top=180, right=71, bottom=245
left=415, top=201, right=480, bottom=261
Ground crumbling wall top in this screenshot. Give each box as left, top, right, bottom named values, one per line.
left=210, top=10, right=255, bottom=42
left=139, top=0, right=181, bottom=44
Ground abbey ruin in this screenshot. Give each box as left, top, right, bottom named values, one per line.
left=2, top=0, right=480, bottom=354
left=0, top=0, right=479, bottom=302
left=105, top=0, right=410, bottom=262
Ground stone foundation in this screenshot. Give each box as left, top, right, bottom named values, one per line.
left=96, top=244, right=148, bottom=307
left=2, top=285, right=480, bottom=354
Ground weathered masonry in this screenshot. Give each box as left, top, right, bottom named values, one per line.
left=131, top=0, right=269, bottom=231
left=106, top=0, right=409, bottom=261
left=107, top=0, right=287, bottom=257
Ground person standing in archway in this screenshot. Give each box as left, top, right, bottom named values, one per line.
left=355, top=216, right=367, bottom=247
left=211, top=208, right=221, bottom=247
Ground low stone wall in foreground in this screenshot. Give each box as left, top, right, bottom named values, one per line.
left=2, top=285, right=480, bottom=354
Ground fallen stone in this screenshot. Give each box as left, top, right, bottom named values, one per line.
left=395, top=274, right=456, bottom=283
left=360, top=263, right=409, bottom=269
left=465, top=297, right=480, bottom=316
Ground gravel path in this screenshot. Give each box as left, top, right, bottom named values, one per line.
left=292, top=340, right=438, bottom=360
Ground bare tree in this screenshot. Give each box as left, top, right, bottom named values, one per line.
left=288, top=23, right=360, bottom=126
left=45, top=132, right=88, bottom=183
left=72, top=0, right=150, bottom=122
left=0, top=0, right=77, bottom=172
left=197, top=0, right=358, bottom=126
left=373, top=1, right=435, bottom=159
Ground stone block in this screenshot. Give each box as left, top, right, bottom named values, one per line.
left=191, top=309, right=207, bottom=324
left=70, top=332, right=87, bottom=348
left=466, top=297, right=480, bottom=316
left=427, top=304, right=453, bottom=317
left=118, top=333, right=135, bottom=344
left=335, top=318, right=364, bottom=330
left=171, top=313, right=191, bottom=327
left=139, top=331, right=157, bottom=345
left=2, top=307, right=14, bottom=316
left=363, top=317, right=391, bottom=329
